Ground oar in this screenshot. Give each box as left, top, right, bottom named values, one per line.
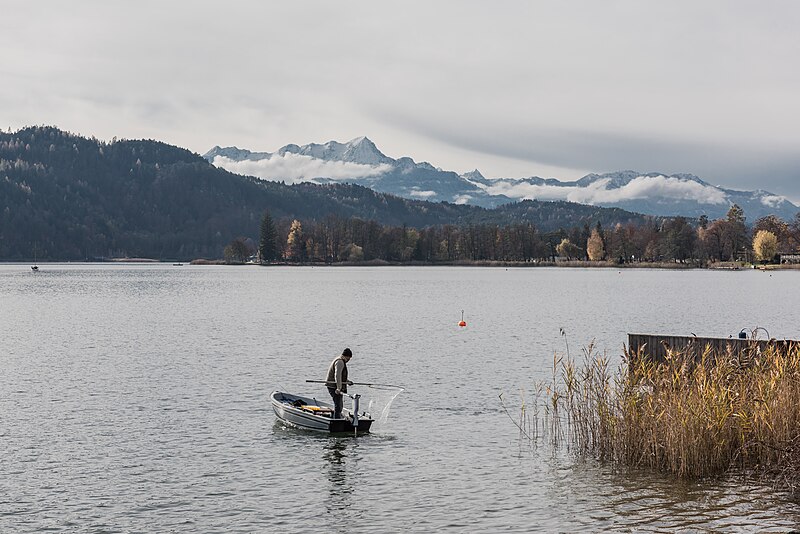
left=305, top=379, right=404, bottom=390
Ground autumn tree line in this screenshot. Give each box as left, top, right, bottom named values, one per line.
left=221, top=205, right=800, bottom=266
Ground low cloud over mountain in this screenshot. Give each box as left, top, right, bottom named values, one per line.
left=205, top=139, right=799, bottom=221
left=211, top=153, right=392, bottom=185
left=478, top=175, right=728, bottom=206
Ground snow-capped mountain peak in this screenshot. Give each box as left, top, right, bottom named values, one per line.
left=271, top=136, right=393, bottom=166
left=340, top=136, right=391, bottom=165
left=461, top=169, right=487, bottom=184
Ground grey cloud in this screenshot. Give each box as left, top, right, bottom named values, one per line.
left=379, top=108, right=800, bottom=197
left=4, top=1, right=800, bottom=201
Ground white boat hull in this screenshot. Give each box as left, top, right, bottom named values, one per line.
left=271, top=391, right=373, bottom=433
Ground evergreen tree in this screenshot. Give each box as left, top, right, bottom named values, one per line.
left=259, top=211, right=279, bottom=263
left=661, top=217, right=696, bottom=263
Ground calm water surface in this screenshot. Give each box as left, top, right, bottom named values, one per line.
left=1, top=264, right=799, bottom=532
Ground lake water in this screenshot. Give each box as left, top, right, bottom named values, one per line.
left=1, top=264, right=799, bottom=532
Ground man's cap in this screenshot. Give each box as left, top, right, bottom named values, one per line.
left=342, top=348, right=352, bottom=357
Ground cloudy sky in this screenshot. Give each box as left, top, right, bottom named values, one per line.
left=3, top=1, right=799, bottom=200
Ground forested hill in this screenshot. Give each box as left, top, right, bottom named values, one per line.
left=0, top=126, right=656, bottom=260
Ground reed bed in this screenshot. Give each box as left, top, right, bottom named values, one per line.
left=513, top=342, right=800, bottom=491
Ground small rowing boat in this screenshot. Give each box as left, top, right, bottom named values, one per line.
left=271, top=390, right=374, bottom=434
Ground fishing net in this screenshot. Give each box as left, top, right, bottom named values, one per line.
left=364, top=385, right=404, bottom=425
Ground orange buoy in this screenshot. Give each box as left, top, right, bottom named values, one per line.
left=458, top=310, right=467, bottom=328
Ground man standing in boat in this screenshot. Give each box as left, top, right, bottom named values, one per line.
left=326, top=348, right=354, bottom=419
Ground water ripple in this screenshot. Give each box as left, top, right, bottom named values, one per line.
left=1, top=265, right=800, bottom=531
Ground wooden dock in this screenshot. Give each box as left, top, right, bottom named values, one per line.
left=627, top=333, right=799, bottom=363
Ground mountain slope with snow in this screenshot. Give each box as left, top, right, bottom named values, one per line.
left=476, top=170, right=798, bottom=220
left=204, top=139, right=798, bottom=221
left=204, top=137, right=495, bottom=206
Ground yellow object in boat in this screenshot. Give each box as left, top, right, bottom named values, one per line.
left=301, top=405, right=331, bottom=413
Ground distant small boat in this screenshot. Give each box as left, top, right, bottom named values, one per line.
left=271, top=391, right=373, bottom=433
left=31, top=265, right=39, bottom=272
left=173, top=263, right=183, bottom=266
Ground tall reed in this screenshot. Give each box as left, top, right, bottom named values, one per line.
left=519, top=342, right=800, bottom=491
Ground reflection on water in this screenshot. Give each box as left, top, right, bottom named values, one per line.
left=517, top=448, right=800, bottom=532
left=324, top=439, right=354, bottom=518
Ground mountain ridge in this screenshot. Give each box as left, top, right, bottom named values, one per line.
left=206, top=139, right=798, bottom=221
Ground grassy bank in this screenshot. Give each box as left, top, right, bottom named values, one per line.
left=510, top=343, right=800, bottom=492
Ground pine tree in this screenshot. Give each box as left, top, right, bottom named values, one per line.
left=259, top=211, right=279, bottom=263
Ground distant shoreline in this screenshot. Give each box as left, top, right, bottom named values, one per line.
left=219, top=259, right=800, bottom=270
left=6, top=259, right=799, bottom=270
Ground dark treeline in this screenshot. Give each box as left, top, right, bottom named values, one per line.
left=235, top=205, right=800, bottom=265
left=1, top=126, right=663, bottom=261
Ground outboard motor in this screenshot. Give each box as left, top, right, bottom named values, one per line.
left=351, top=394, right=361, bottom=436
